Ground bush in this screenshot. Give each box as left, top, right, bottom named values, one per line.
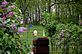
left=0, top=1, right=27, bottom=54
left=52, top=23, right=81, bottom=54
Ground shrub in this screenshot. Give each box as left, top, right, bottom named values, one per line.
left=0, top=1, right=27, bottom=54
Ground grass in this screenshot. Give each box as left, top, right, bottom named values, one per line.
left=19, top=25, right=54, bottom=54
left=27, top=25, right=45, bottom=46
left=21, top=24, right=46, bottom=52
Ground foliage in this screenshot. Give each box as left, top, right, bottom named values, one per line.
left=41, top=12, right=58, bottom=37
left=54, top=23, right=80, bottom=43
left=52, top=23, right=82, bottom=54
left=0, top=1, right=27, bottom=54
left=42, top=12, right=57, bottom=22
left=45, top=21, right=56, bottom=37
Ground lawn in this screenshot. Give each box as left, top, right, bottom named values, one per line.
left=21, top=24, right=46, bottom=52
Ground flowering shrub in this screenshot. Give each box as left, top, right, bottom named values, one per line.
left=52, top=23, right=81, bottom=54
left=0, top=1, right=27, bottom=54
left=42, top=11, right=82, bottom=54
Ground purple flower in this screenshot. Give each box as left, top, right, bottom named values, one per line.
left=2, top=8, right=7, bottom=11
left=2, top=17, right=6, bottom=22
left=18, top=29, right=23, bottom=33
left=7, top=12, right=15, bottom=17
left=11, top=24, right=17, bottom=29
left=2, top=14, right=7, bottom=21
left=0, top=5, right=5, bottom=8
left=18, top=27, right=27, bottom=33
left=0, top=5, right=7, bottom=11
left=2, top=1, right=8, bottom=5
left=23, top=27, right=27, bottom=31
left=9, top=12, right=15, bottom=15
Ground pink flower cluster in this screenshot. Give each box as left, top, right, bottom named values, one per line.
left=0, top=1, right=16, bottom=21
left=0, top=1, right=27, bottom=34
left=2, top=1, right=8, bottom=5
left=8, top=11, right=15, bottom=17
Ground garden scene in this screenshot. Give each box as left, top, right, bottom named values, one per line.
left=0, top=0, right=82, bottom=54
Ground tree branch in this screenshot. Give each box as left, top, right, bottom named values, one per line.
left=50, top=1, right=76, bottom=7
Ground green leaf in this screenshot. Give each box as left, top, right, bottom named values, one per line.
left=0, top=43, right=2, bottom=46
left=0, top=18, right=3, bottom=23
left=0, top=8, right=3, bottom=13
